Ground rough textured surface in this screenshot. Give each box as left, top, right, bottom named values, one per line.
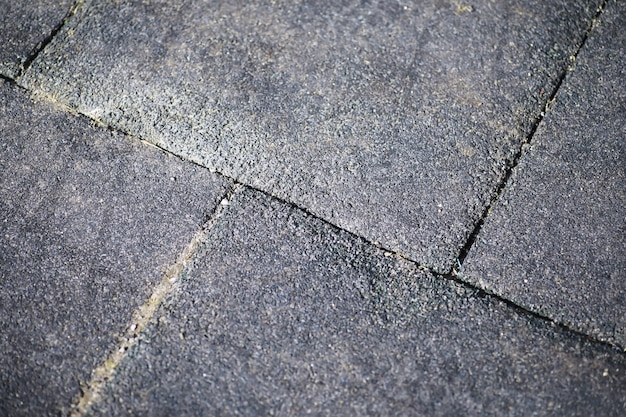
left=0, top=0, right=73, bottom=78
left=89, top=189, right=626, bottom=417
left=0, top=80, right=231, bottom=416
left=461, top=0, right=626, bottom=348
left=20, top=0, right=600, bottom=271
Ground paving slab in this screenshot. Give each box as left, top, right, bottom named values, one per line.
left=0, top=80, right=231, bottom=416
left=20, top=0, right=601, bottom=271
left=0, top=0, right=74, bottom=78
left=86, top=188, right=626, bottom=416
left=460, top=0, right=626, bottom=348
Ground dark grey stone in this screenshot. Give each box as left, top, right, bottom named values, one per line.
left=90, top=189, right=626, bottom=417
left=20, top=0, right=601, bottom=271
left=460, top=0, right=626, bottom=348
left=0, top=80, right=232, bottom=416
left=0, top=0, right=74, bottom=78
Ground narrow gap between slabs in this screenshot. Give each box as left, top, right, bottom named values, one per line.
left=18, top=0, right=85, bottom=78
left=69, top=183, right=244, bottom=417
left=455, top=0, right=609, bottom=268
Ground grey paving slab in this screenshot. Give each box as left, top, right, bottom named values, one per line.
left=20, top=0, right=601, bottom=271
left=460, top=0, right=626, bottom=349
left=0, top=0, right=74, bottom=78
left=87, top=188, right=626, bottom=417
left=0, top=80, right=231, bottom=416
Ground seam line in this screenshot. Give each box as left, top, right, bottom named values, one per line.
left=454, top=0, right=609, bottom=268
left=69, top=183, right=243, bottom=416
left=17, top=0, right=85, bottom=79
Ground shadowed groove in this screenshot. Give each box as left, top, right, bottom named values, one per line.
left=17, top=0, right=85, bottom=79
left=455, top=0, right=609, bottom=268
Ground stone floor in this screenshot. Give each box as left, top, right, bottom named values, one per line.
left=1, top=0, right=624, bottom=415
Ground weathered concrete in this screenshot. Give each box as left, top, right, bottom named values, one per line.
left=0, top=80, right=231, bottom=416
left=461, top=0, right=626, bottom=348
left=20, top=0, right=601, bottom=271
left=0, top=0, right=73, bottom=78
left=88, top=189, right=626, bottom=416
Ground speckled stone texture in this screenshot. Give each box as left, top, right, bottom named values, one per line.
left=88, top=189, right=626, bottom=417
left=0, top=0, right=73, bottom=77
left=0, top=80, right=231, bottom=416
left=461, top=0, right=626, bottom=348
left=20, top=0, right=601, bottom=271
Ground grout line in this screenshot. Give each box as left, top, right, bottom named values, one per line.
left=18, top=81, right=415, bottom=268
left=232, top=181, right=420, bottom=261
left=243, top=178, right=624, bottom=352
left=69, top=183, right=244, bottom=417
left=454, top=0, right=609, bottom=270
left=17, top=0, right=85, bottom=79
left=444, top=0, right=619, bottom=351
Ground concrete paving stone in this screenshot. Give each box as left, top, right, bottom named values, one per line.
left=0, top=0, right=74, bottom=78
left=460, top=0, right=626, bottom=348
left=20, top=0, right=601, bottom=271
left=88, top=188, right=626, bottom=417
left=0, top=80, right=232, bottom=416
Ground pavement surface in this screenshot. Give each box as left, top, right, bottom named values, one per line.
left=1, top=0, right=624, bottom=416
